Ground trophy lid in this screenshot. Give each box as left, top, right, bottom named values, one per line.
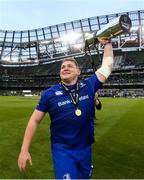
left=119, top=14, right=132, bottom=32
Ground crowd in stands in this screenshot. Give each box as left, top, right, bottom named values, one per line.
left=98, top=88, right=144, bottom=98
left=0, top=51, right=144, bottom=97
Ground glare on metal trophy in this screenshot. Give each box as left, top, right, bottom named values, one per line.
left=85, top=14, right=132, bottom=48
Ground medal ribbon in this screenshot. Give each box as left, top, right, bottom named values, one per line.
left=60, top=81, right=80, bottom=107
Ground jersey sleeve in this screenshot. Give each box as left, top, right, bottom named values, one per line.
left=86, top=73, right=103, bottom=94
left=36, top=90, right=50, bottom=112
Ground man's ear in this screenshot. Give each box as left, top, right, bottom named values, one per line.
left=77, top=68, right=81, bottom=75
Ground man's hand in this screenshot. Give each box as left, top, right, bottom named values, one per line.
left=97, top=36, right=111, bottom=45
left=18, top=151, right=32, bottom=172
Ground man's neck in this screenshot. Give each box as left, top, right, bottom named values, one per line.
left=61, top=79, right=77, bottom=86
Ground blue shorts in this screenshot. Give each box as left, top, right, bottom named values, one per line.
left=52, top=146, right=92, bottom=179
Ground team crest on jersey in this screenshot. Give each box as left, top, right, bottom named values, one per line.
left=80, top=82, right=86, bottom=88
left=63, top=173, right=71, bottom=180
left=55, top=91, right=63, bottom=95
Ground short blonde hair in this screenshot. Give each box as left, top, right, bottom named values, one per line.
left=61, top=57, right=79, bottom=68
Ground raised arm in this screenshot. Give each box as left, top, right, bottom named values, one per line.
left=18, top=109, right=45, bottom=172
left=96, top=43, right=113, bottom=83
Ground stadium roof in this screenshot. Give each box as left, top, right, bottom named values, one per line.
left=0, top=10, right=144, bottom=66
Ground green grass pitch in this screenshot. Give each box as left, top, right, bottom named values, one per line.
left=0, top=96, right=144, bottom=179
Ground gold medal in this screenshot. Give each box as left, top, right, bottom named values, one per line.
left=75, top=109, right=82, bottom=116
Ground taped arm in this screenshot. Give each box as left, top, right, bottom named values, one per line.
left=96, top=43, right=113, bottom=83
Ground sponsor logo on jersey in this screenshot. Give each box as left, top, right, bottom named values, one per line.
left=58, top=95, right=89, bottom=107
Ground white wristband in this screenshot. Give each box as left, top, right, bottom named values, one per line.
left=97, top=56, right=113, bottom=78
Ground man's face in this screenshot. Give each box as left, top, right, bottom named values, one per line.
left=60, top=60, right=80, bottom=83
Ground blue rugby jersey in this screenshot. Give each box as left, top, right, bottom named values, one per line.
left=36, top=73, right=103, bottom=150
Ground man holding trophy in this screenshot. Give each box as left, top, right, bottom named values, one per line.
left=18, top=15, right=131, bottom=179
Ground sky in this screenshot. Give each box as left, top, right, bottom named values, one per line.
left=0, top=0, right=143, bottom=31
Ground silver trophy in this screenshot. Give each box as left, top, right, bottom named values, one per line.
left=85, top=14, right=132, bottom=47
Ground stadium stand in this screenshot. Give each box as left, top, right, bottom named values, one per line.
left=0, top=10, right=144, bottom=97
